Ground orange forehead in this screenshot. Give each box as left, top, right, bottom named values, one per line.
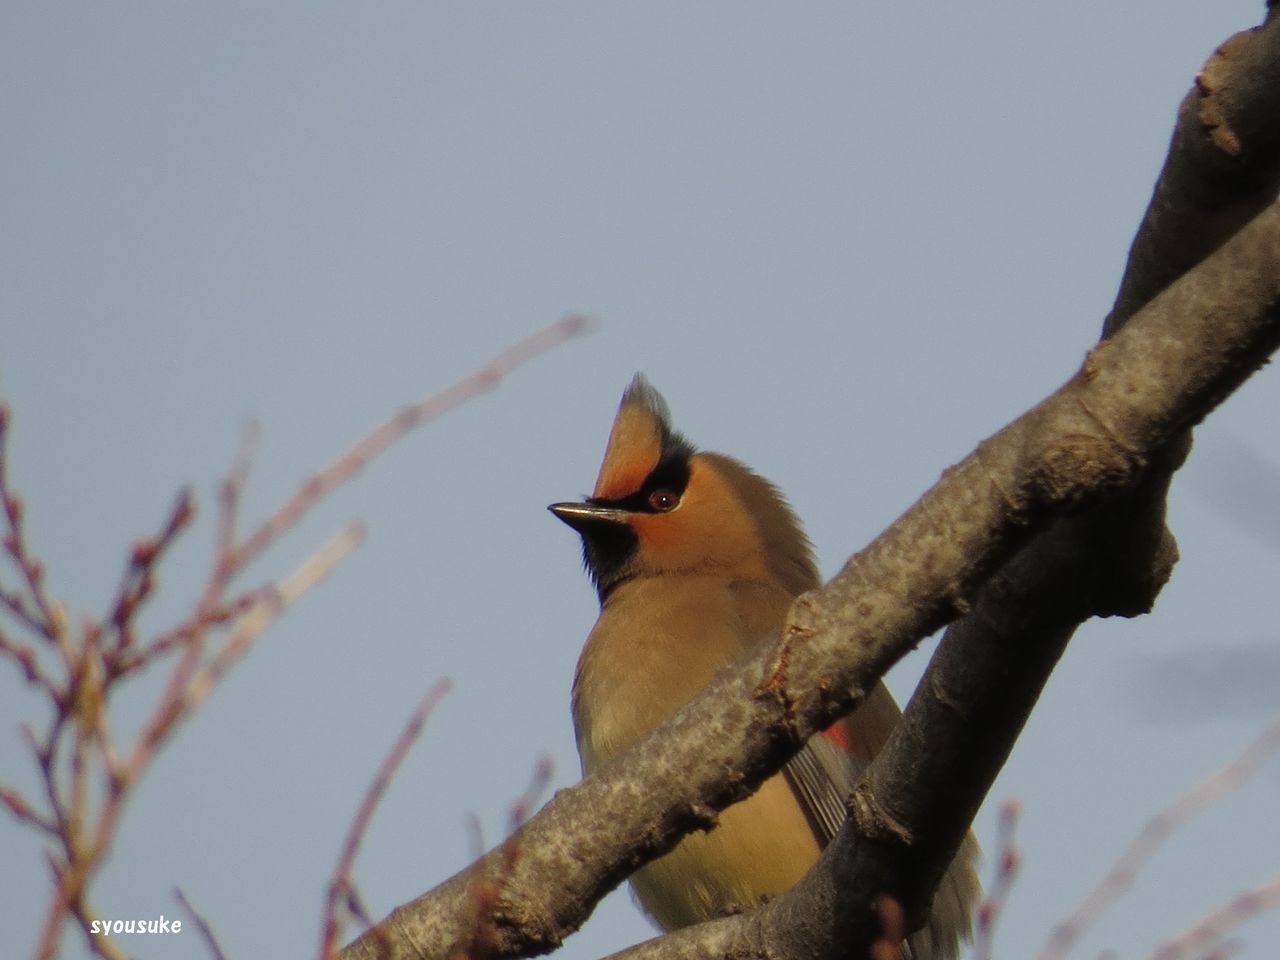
left=592, top=397, right=663, bottom=500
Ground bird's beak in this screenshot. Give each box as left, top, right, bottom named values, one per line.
left=548, top=501, right=632, bottom=532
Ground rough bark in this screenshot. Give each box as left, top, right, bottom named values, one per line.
left=341, top=10, right=1280, bottom=960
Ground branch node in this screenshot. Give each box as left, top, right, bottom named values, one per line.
left=1195, top=35, right=1247, bottom=158
left=849, top=782, right=913, bottom=846
left=685, top=801, right=719, bottom=832
left=1027, top=432, right=1137, bottom=510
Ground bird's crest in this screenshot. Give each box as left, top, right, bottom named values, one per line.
left=593, top=374, right=684, bottom=500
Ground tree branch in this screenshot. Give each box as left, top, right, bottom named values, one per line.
left=340, top=11, right=1280, bottom=960
left=0, top=316, right=591, bottom=960
left=340, top=17, right=1280, bottom=959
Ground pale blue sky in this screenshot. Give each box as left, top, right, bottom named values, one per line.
left=2, top=4, right=1278, bottom=959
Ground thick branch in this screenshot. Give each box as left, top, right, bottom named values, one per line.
left=1107, top=4, right=1280, bottom=335
left=341, top=192, right=1280, bottom=960
left=341, top=14, right=1280, bottom=960
left=837, top=13, right=1280, bottom=936
left=591, top=13, right=1280, bottom=959
left=594, top=201, right=1280, bottom=960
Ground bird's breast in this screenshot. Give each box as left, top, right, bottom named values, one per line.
left=572, top=575, right=752, bottom=771
left=572, top=574, right=797, bottom=770
left=570, top=574, right=825, bottom=928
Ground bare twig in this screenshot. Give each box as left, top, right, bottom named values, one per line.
left=453, top=756, right=555, bottom=960
left=508, top=756, right=554, bottom=834
left=1040, top=717, right=1280, bottom=960
left=973, top=799, right=1023, bottom=960
left=0, top=403, right=61, bottom=643
left=103, top=488, right=197, bottom=655
left=1149, top=876, right=1280, bottom=960
left=320, top=679, right=454, bottom=959
left=182, top=521, right=366, bottom=713
left=175, top=886, right=230, bottom=960
left=235, top=314, right=592, bottom=572
left=1, top=317, right=589, bottom=960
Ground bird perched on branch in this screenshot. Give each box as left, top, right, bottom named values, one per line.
left=550, top=374, right=979, bottom=960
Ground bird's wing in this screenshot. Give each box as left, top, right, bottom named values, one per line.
left=781, top=731, right=863, bottom=846
left=781, top=681, right=904, bottom=845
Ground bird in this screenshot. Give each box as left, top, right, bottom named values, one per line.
left=549, top=374, right=980, bottom=960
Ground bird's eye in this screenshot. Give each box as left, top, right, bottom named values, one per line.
left=648, top=489, right=679, bottom=512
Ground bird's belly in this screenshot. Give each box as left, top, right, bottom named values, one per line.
left=629, top=770, right=823, bottom=929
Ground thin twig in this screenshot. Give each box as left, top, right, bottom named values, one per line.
left=4, top=318, right=590, bottom=960
left=973, top=798, right=1023, bottom=960
left=0, top=783, right=58, bottom=835
left=320, top=678, right=454, bottom=959
left=103, top=488, right=196, bottom=654
left=1039, top=717, right=1280, bottom=960
left=1149, top=876, right=1280, bottom=960
left=454, top=756, right=556, bottom=960
left=175, top=886, right=230, bottom=960
left=509, top=755, right=554, bottom=833
left=0, top=403, right=60, bottom=642
left=184, top=522, right=366, bottom=713
left=236, top=314, right=592, bottom=572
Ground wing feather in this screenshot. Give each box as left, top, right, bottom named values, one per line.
left=781, top=732, right=862, bottom=845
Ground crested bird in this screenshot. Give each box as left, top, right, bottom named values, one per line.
left=550, top=374, right=980, bottom=959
